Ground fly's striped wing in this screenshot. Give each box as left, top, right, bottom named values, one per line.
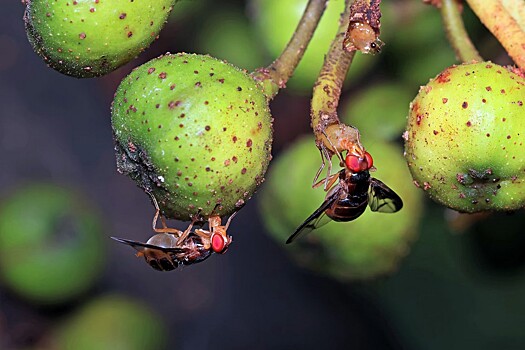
left=111, top=237, right=190, bottom=254
left=368, top=178, right=403, bottom=213
left=285, top=190, right=339, bottom=244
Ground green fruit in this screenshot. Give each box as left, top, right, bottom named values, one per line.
left=112, top=53, right=273, bottom=220
left=250, top=0, right=382, bottom=93
left=260, top=137, right=423, bottom=280
left=342, top=82, right=413, bottom=142
left=24, top=0, right=175, bottom=78
left=53, top=295, right=167, bottom=350
left=0, top=183, right=105, bottom=304
left=405, top=62, right=525, bottom=213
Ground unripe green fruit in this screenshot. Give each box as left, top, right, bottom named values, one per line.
left=260, top=137, right=423, bottom=280
left=0, top=183, right=105, bottom=304
left=405, top=62, right=525, bottom=213
left=112, top=53, right=273, bottom=220
left=24, top=0, right=175, bottom=78
left=52, top=295, right=167, bottom=350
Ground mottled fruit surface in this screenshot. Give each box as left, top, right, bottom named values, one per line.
left=405, top=62, right=525, bottom=212
left=112, top=53, right=273, bottom=220
left=260, top=137, right=422, bottom=280
left=24, top=0, right=175, bottom=78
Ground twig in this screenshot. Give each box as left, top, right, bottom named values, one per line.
left=440, top=0, right=482, bottom=62
left=465, top=0, right=525, bottom=68
left=251, top=0, right=329, bottom=99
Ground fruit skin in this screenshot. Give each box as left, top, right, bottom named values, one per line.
left=405, top=62, right=525, bottom=213
left=0, top=183, right=105, bottom=304
left=112, top=53, right=273, bottom=220
left=260, top=137, right=422, bottom=280
left=24, top=0, right=175, bottom=78
left=52, top=295, right=167, bottom=350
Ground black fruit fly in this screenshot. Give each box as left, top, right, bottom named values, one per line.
left=286, top=150, right=403, bottom=244
left=112, top=194, right=235, bottom=271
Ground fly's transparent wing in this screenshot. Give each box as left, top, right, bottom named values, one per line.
left=368, top=178, right=403, bottom=213
left=285, top=191, right=338, bottom=244
left=111, top=237, right=189, bottom=254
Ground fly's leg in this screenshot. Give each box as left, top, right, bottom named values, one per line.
left=313, top=171, right=339, bottom=190
left=148, top=191, right=182, bottom=235
left=194, top=228, right=212, bottom=250
left=224, top=211, right=238, bottom=230
left=175, top=220, right=195, bottom=246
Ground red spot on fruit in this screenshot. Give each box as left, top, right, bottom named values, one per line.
left=507, top=135, right=511, bottom=139
left=433, top=130, right=439, bottom=135
left=158, top=72, right=167, bottom=79
left=436, top=70, right=451, bottom=83
left=466, top=121, right=472, bottom=127
left=119, top=13, right=127, bottom=19
left=486, top=133, right=490, bottom=137
left=241, top=168, right=247, bottom=174
left=486, top=86, right=492, bottom=91
left=462, top=102, right=468, bottom=109
left=246, top=139, right=253, bottom=147
left=79, top=32, right=86, bottom=39
left=416, top=114, right=424, bottom=125
left=127, top=31, right=133, bottom=38
left=148, top=67, right=156, bottom=74
left=442, top=98, right=448, bottom=104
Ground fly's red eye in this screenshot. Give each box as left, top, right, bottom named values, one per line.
left=345, top=152, right=374, bottom=172
left=211, top=233, right=226, bottom=253
left=364, top=152, right=373, bottom=169
left=345, top=154, right=361, bottom=172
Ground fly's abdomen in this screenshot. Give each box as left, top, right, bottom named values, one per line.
left=326, top=195, right=368, bottom=222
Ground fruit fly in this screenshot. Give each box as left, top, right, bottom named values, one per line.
left=286, top=151, right=403, bottom=244
left=112, top=194, right=235, bottom=271
left=314, top=123, right=367, bottom=190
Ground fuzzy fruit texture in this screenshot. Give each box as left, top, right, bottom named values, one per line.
left=112, top=53, right=273, bottom=220
left=24, top=0, right=175, bottom=78
left=405, top=62, right=525, bottom=212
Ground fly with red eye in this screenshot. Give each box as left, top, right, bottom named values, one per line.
left=111, top=193, right=235, bottom=271
left=286, top=150, right=403, bottom=244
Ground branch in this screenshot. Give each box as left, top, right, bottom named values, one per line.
left=311, top=0, right=360, bottom=154
left=251, top=0, right=329, bottom=99
left=465, top=0, right=525, bottom=68
left=440, top=0, right=482, bottom=62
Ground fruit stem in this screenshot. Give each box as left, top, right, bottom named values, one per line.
left=310, top=0, right=355, bottom=146
left=440, top=0, right=483, bottom=63
left=465, top=0, right=525, bottom=68
left=251, top=0, right=329, bottom=99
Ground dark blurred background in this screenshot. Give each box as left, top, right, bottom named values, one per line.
left=2, top=0, right=525, bottom=349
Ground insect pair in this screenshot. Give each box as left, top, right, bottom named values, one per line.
left=112, top=194, right=235, bottom=271
left=286, top=127, right=403, bottom=244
